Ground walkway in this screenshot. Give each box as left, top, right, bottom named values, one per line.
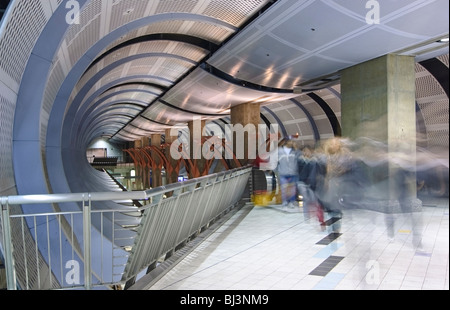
left=137, top=196, right=449, bottom=290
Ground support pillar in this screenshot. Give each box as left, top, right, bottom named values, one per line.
left=230, top=102, right=261, bottom=166
left=340, top=54, right=420, bottom=212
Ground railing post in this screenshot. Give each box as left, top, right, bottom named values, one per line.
left=1, top=198, right=17, bottom=290
left=82, top=194, right=92, bottom=290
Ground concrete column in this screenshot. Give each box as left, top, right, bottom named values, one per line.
left=230, top=102, right=261, bottom=166
left=340, top=54, right=418, bottom=209
left=150, top=134, right=162, bottom=188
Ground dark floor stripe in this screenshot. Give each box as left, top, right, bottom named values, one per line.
left=323, top=217, right=340, bottom=226
left=316, top=232, right=342, bottom=245
left=309, top=256, right=344, bottom=276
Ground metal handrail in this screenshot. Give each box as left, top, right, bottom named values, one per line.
left=0, top=166, right=252, bottom=290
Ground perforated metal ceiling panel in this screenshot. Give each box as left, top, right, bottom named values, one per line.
left=0, top=84, right=16, bottom=196
left=0, top=0, right=51, bottom=86
left=0, top=0, right=58, bottom=196
left=54, top=0, right=273, bottom=146
left=416, top=60, right=449, bottom=148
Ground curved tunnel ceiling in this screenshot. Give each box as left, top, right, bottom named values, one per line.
left=0, top=0, right=448, bottom=199
left=56, top=1, right=278, bottom=148
left=52, top=0, right=449, bottom=149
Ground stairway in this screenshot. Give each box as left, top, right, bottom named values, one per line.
left=101, top=169, right=142, bottom=209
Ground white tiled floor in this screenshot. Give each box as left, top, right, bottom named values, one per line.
left=147, top=196, right=449, bottom=290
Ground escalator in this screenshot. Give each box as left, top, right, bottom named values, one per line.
left=251, top=169, right=279, bottom=206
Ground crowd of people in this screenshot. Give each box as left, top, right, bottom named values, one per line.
left=274, top=138, right=354, bottom=230
left=255, top=136, right=448, bottom=244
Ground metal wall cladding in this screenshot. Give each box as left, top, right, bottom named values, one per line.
left=0, top=91, right=16, bottom=196
left=0, top=0, right=54, bottom=195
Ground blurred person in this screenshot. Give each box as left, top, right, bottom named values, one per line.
left=298, top=146, right=314, bottom=184
left=276, top=140, right=301, bottom=208
left=384, top=165, right=423, bottom=249
left=383, top=140, right=448, bottom=249
left=314, top=138, right=349, bottom=233
left=355, top=136, right=427, bottom=249
left=315, top=137, right=368, bottom=233
left=297, top=145, right=325, bottom=224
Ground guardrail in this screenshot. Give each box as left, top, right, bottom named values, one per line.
left=0, top=166, right=251, bottom=290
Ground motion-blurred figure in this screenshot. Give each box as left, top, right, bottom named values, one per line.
left=297, top=145, right=326, bottom=224
left=351, top=136, right=448, bottom=249
left=276, top=140, right=301, bottom=208
left=315, top=138, right=363, bottom=233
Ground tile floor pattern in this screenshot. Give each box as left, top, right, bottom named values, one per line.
left=147, top=197, right=449, bottom=290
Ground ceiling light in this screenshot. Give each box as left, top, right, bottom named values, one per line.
left=438, top=37, right=449, bottom=43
